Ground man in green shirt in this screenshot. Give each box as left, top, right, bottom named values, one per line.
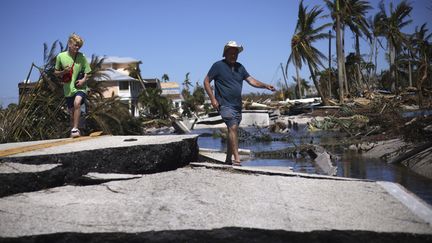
left=55, top=33, right=91, bottom=138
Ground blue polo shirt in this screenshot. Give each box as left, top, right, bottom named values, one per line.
left=207, top=60, right=250, bottom=109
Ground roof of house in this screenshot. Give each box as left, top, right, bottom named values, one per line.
left=94, top=68, right=138, bottom=82
left=101, top=56, right=141, bottom=64
left=160, top=82, right=180, bottom=89
left=143, top=78, right=160, bottom=83
left=164, top=93, right=183, bottom=101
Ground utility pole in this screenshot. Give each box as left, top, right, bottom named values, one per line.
left=328, top=30, right=332, bottom=98
left=280, top=63, right=289, bottom=90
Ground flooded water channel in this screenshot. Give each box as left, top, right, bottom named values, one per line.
left=194, top=127, right=432, bottom=206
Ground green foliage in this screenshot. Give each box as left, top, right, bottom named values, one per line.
left=85, top=93, right=136, bottom=135
left=181, top=82, right=206, bottom=117
left=139, top=88, right=172, bottom=119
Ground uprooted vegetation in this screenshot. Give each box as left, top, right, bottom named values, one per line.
left=308, top=93, right=432, bottom=144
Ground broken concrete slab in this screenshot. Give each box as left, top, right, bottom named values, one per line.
left=82, top=172, right=143, bottom=181
left=191, top=162, right=348, bottom=180
left=1, top=229, right=431, bottom=242
left=77, top=172, right=144, bottom=185
left=0, top=162, right=60, bottom=174
left=400, top=146, right=432, bottom=179
left=191, top=162, right=294, bottom=174
left=0, top=135, right=198, bottom=158
left=0, top=135, right=199, bottom=197
left=362, top=139, right=407, bottom=159
left=0, top=167, right=431, bottom=240
left=307, top=145, right=337, bottom=176
left=0, top=164, right=66, bottom=197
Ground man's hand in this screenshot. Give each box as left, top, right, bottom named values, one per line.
left=210, top=97, right=219, bottom=110
left=266, top=84, right=276, bottom=92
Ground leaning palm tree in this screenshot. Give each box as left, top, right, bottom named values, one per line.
left=287, top=0, right=332, bottom=105
left=378, top=0, right=413, bottom=92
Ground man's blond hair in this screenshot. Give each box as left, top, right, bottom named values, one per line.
left=68, top=33, right=84, bottom=47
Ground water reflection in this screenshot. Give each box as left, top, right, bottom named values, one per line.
left=196, top=128, right=432, bottom=206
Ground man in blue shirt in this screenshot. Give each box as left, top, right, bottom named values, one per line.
left=204, top=41, right=275, bottom=166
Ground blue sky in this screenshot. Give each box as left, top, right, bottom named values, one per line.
left=0, top=0, right=431, bottom=106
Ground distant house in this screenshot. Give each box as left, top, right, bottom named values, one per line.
left=160, top=82, right=183, bottom=113
left=95, top=56, right=162, bottom=117
left=142, top=78, right=161, bottom=90
left=94, top=68, right=143, bottom=117
left=100, top=56, right=141, bottom=75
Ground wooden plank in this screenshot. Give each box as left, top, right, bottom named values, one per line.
left=0, top=132, right=104, bottom=157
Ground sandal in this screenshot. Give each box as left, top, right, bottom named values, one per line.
left=232, top=160, right=242, bottom=166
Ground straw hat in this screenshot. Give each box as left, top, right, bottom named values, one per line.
left=223, top=40, right=243, bottom=57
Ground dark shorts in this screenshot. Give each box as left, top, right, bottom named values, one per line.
left=219, top=105, right=242, bottom=127
left=66, top=91, right=86, bottom=110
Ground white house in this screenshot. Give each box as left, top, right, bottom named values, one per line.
left=94, top=56, right=164, bottom=117
left=160, top=82, right=183, bottom=113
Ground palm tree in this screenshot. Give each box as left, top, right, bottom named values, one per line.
left=182, top=72, right=192, bottom=93
left=125, top=62, right=146, bottom=89
left=182, top=82, right=206, bottom=118
left=378, top=0, right=413, bottom=92
left=367, top=12, right=386, bottom=85
left=316, top=68, right=338, bottom=98
left=345, top=52, right=367, bottom=92
left=346, top=0, right=372, bottom=89
left=325, top=0, right=371, bottom=96
left=287, top=0, right=332, bottom=105
left=161, top=73, right=170, bottom=82
left=291, top=76, right=310, bottom=98
left=410, top=23, right=432, bottom=107
left=139, top=87, right=172, bottom=120
left=325, top=0, right=346, bottom=102
left=86, top=93, right=133, bottom=135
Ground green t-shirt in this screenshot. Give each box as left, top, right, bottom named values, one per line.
left=55, top=51, right=91, bottom=97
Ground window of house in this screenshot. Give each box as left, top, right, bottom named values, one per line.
left=119, top=81, right=129, bottom=90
